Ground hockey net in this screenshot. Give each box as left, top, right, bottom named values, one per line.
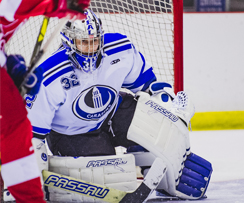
left=5, top=0, right=183, bottom=92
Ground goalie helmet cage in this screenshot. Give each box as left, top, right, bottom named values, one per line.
left=4, top=0, right=183, bottom=93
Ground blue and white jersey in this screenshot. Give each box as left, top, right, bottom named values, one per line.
left=26, top=33, right=156, bottom=137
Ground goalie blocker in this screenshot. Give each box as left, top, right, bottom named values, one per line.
left=127, top=89, right=213, bottom=200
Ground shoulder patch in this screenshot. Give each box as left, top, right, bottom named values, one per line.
left=103, top=33, right=132, bottom=56
left=40, top=49, right=73, bottom=87
left=41, top=48, right=68, bottom=71
left=43, top=60, right=73, bottom=87
left=104, top=33, right=127, bottom=44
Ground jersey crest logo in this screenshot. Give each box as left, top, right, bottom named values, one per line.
left=72, top=85, right=117, bottom=121
left=110, top=59, right=120, bottom=65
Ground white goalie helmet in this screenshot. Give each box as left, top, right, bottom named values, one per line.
left=61, top=9, right=104, bottom=73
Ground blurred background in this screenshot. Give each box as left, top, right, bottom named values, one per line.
left=183, top=0, right=244, bottom=12
left=181, top=0, right=244, bottom=131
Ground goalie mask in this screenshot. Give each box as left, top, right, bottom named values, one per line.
left=61, top=9, right=104, bottom=73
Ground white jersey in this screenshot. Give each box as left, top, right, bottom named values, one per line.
left=26, top=33, right=156, bottom=137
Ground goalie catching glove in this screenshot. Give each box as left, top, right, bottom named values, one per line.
left=128, top=85, right=212, bottom=200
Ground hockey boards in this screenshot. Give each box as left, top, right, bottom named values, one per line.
left=43, top=158, right=167, bottom=203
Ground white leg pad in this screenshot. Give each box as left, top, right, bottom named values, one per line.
left=47, top=153, right=137, bottom=202
left=127, top=92, right=191, bottom=196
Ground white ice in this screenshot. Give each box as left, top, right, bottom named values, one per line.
left=149, top=129, right=244, bottom=203
left=188, top=129, right=244, bottom=203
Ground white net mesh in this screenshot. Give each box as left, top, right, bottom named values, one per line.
left=5, top=0, right=176, bottom=86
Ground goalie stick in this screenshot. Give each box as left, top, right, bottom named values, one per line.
left=42, top=157, right=167, bottom=203
left=19, top=17, right=67, bottom=97
left=30, top=16, right=50, bottom=66
left=19, top=16, right=49, bottom=97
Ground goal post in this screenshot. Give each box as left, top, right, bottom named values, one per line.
left=5, top=0, right=183, bottom=93
left=173, top=0, right=184, bottom=93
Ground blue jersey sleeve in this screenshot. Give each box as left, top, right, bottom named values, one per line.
left=122, top=47, right=156, bottom=93
left=26, top=48, right=69, bottom=138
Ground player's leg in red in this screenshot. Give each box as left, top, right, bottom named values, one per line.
left=0, top=68, right=45, bottom=203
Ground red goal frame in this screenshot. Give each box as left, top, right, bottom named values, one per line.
left=173, top=0, right=184, bottom=93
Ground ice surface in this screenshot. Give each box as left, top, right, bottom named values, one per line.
left=147, top=129, right=244, bottom=203
left=190, top=129, right=244, bottom=182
